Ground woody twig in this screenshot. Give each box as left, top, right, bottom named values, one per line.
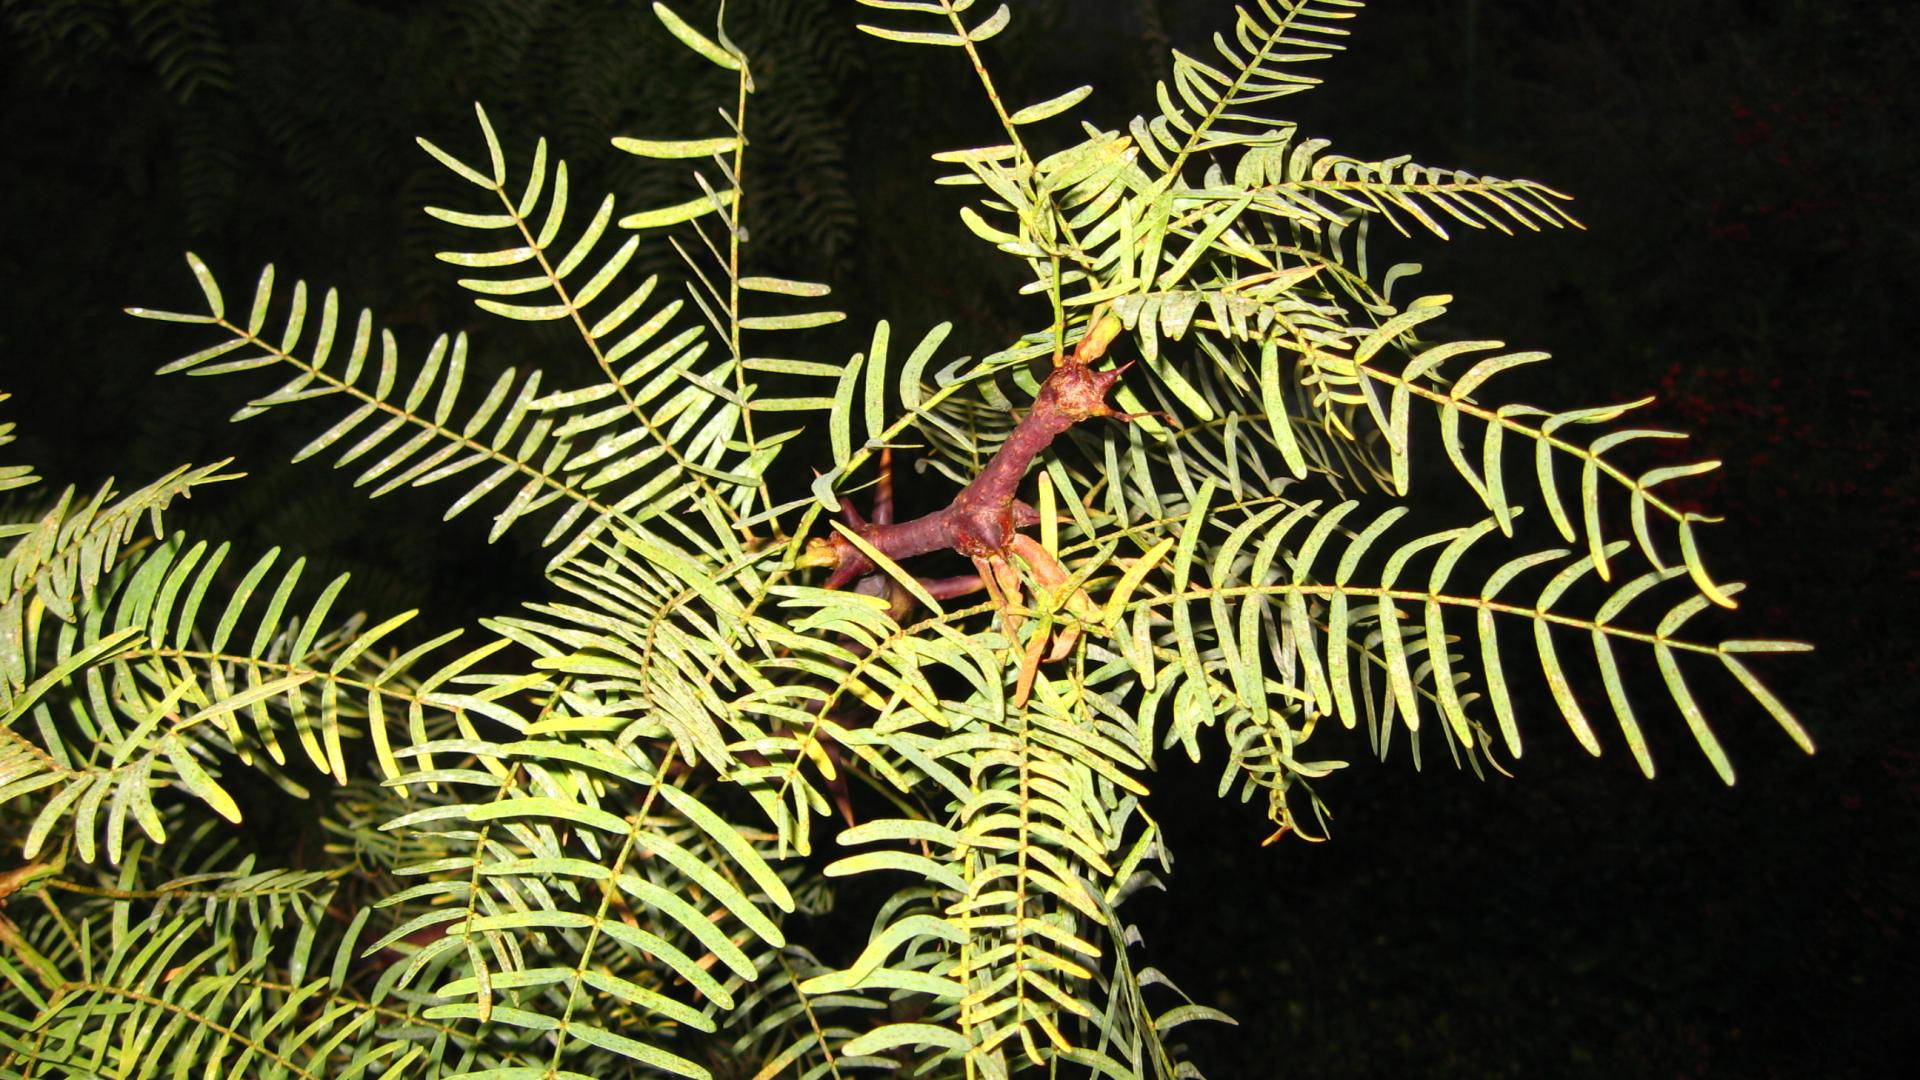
left=801, top=310, right=1147, bottom=702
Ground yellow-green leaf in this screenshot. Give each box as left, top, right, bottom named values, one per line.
left=611, top=135, right=741, bottom=159
left=653, top=2, right=741, bottom=70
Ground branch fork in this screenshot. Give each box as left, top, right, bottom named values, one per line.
left=801, top=311, right=1144, bottom=697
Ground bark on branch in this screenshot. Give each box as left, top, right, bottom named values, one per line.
left=801, top=313, right=1136, bottom=589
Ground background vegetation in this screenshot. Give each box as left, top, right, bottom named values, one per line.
left=2, top=0, right=1911, bottom=1074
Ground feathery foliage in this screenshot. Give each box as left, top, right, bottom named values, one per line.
left=0, top=2, right=1809, bottom=1076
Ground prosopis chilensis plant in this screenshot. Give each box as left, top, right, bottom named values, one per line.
left=0, top=2, right=1809, bottom=1077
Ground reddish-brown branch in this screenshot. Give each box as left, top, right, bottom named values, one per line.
left=780, top=316, right=1142, bottom=770
left=804, top=316, right=1136, bottom=590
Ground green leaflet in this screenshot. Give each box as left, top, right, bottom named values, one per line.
left=618, top=189, right=737, bottom=229
left=611, top=135, right=741, bottom=159
left=653, top=2, right=741, bottom=70
left=1010, top=84, right=1093, bottom=125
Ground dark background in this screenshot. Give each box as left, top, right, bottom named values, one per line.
left=3, top=1, right=1913, bottom=1076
